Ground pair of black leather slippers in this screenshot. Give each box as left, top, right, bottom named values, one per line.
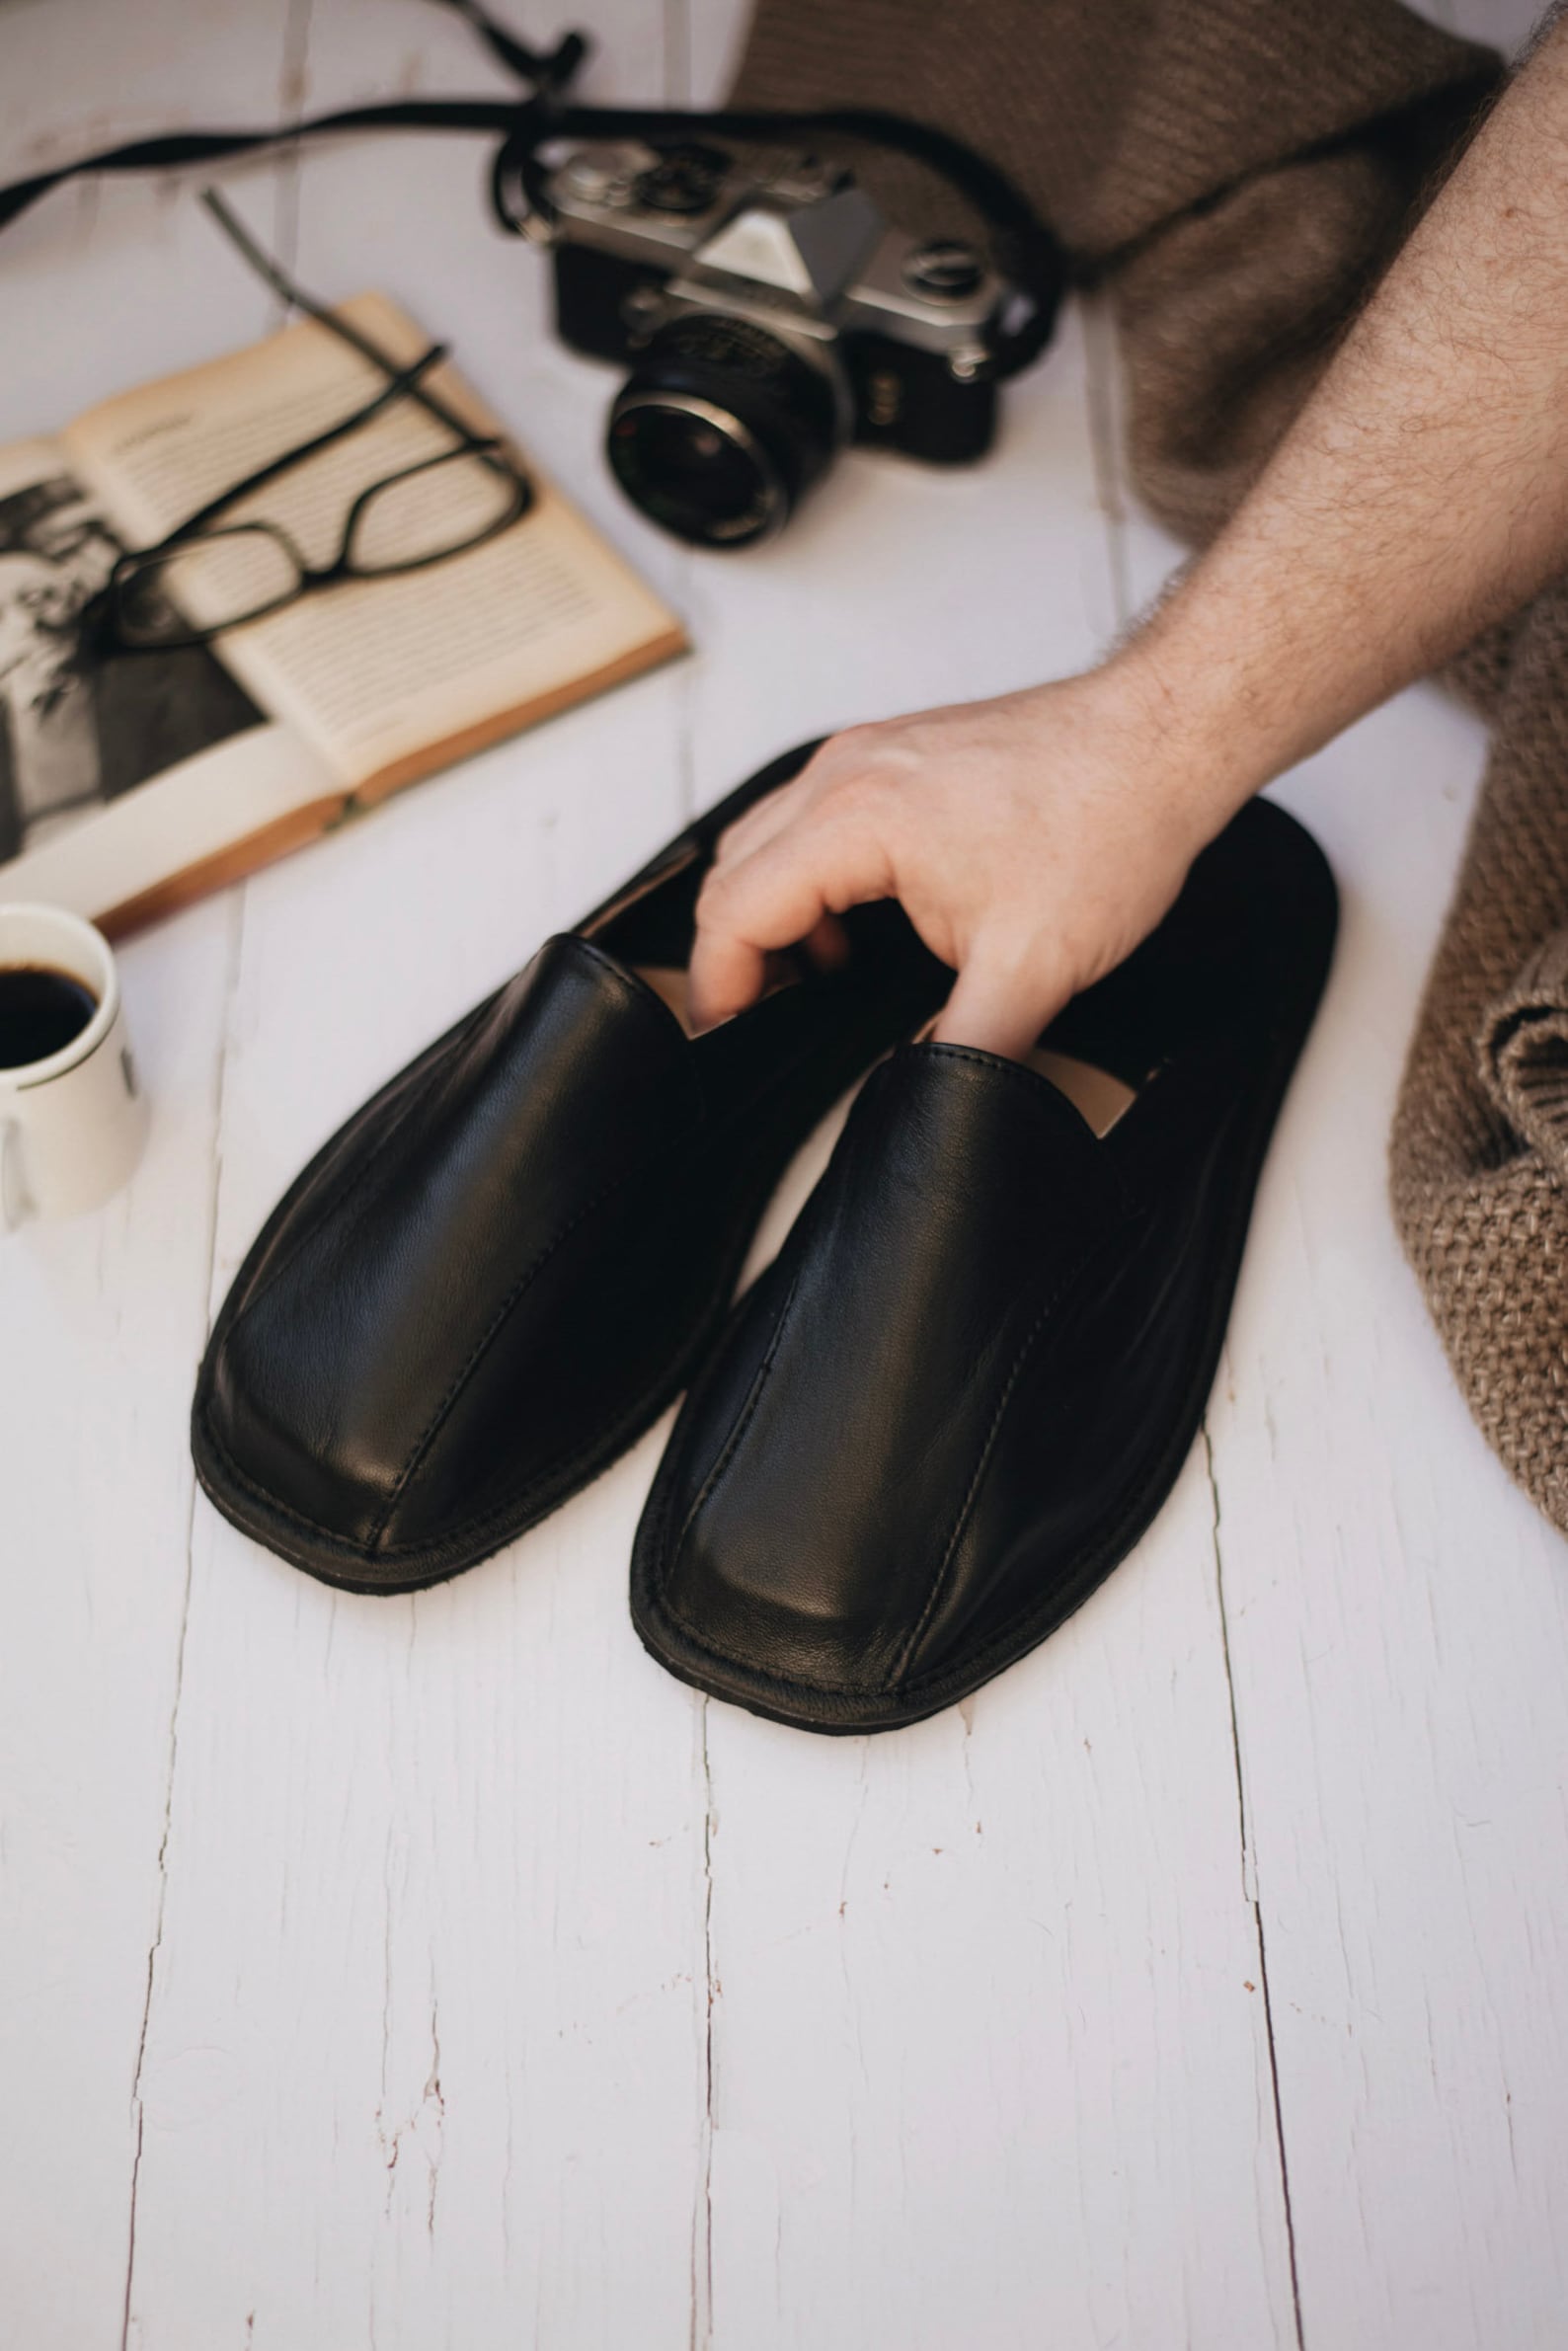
left=193, top=741, right=1337, bottom=1733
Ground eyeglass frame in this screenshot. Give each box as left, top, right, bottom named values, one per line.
left=91, top=192, right=536, bottom=654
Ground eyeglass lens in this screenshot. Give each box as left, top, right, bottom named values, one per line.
left=115, top=429, right=526, bottom=647
left=115, top=525, right=303, bottom=646
left=347, top=447, right=525, bottom=575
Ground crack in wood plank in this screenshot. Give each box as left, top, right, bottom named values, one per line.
left=119, top=886, right=247, bottom=2351
left=691, top=1696, right=717, bottom=2351
left=270, top=0, right=315, bottom=309
left=1205, top=1423, right=1307, bottom=2351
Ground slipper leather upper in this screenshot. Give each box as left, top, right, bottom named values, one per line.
left=192, top=744, right=947, bottom=1591
left=631, top=797, right=1338, bottom=1731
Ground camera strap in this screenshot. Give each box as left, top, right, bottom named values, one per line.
left=0, top=0, right=1066, bottom=384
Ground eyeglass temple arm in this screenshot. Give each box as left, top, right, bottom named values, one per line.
left=190, top=188, right=513, bottom=486
left=203, top=185, right=471, bottom=403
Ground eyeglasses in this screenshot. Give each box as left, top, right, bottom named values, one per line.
left=92, top=191, right=534, bottom=654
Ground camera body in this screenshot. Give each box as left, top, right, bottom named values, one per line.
left=546, top=141, right=1012, bottom=544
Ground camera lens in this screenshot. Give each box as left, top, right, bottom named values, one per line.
left=609, top=404, right=776, bottom=539
left=606, top=313, right=841, bottom=548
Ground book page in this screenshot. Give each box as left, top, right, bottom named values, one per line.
left=0, top=720, right=340, bottom=935
left=0, top=434, right=268, bottom=889
left=62, top=294, right=686, bottom=793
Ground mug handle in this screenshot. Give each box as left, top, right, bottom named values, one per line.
left=0, top=1118, right=28, bottom=1232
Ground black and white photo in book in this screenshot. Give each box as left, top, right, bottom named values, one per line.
left=0, top=456, right=262, bottom=865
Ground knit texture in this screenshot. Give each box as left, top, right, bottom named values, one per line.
left=731, top=3, right=1568, bottom=1532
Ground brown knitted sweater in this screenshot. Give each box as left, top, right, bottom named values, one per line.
left=728, top=1, right=1568, bottom=1536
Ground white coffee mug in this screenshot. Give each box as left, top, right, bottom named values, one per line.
left=0, top=902, right=148, bottom=1230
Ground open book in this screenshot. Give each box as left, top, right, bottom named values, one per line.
left=0, top=293, right=686, bottom=933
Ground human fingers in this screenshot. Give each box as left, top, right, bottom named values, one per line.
left=933, top=932, right=1076, bottom=1061
left=712, top=727, right=880, bottom=869
left=689, top=818, right=891, bottom=1029
left=802, top=911, right=851, bottom=972
left=687, top=791, right=816, bottom=1023
left=713, top=763, right=822, bottom=868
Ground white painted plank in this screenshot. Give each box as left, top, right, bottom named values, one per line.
left=122, top=693, right=707, bottom=2351
left=117, top=8, right=714, bottom=2346
left=0, top=0, right=321, bottom=418
left=1422, top=0, right=1543, bottom=56
left=0, top=891, right=236, bottom=2351
left=669, top=23, right=1292, bottom=2337
left=1100, top=7, right=1568, bottom=2319
left=11, top=2, right=1558, bottom=2345
left=698, top=1458, right=1301, bottom=2351
left=686, top=0, right=752, bottom=104
left=0, top=0, right=298, bottom=185
left=1204, top=663, right=1568, bottom=2349
left=673, top=210, right=1296, bottom=2349
left=0, top=9, right=294, bottom=2345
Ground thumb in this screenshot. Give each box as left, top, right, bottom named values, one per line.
left=934, top=939, right=1073, bottom=1060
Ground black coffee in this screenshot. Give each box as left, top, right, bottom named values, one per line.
left=0, top=965, right=99, bottom=1069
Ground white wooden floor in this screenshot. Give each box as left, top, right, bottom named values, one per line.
left=3, top=3, right=1565, bottom=2346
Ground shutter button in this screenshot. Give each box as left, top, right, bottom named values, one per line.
left=902, top=240, right=984, bottom=300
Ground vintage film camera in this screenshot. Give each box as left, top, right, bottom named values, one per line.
left=548, top=141, right=1029, bottom=548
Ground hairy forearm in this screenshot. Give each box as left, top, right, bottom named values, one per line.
left=1111, top=12, right=1568, bottom=817
left=689, top=16, right=1568, bottom=1058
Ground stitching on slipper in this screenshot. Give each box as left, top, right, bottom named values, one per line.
left=201, top=967, right=937, bottom=1571
left=635, top=1217, right=1183, bottom=1711
left=360, top=1011, right=858, bottom=1553
left=195, top=1088, right=829, bottom=1578
left=230, top=1003, right=492, bottom=1328
left=642, top=1241, right=1095, bottom=1696
left=363, top=1152, right=669, bottom=1553
left=907, top=1044, right=1138, bottom=1203
left=664, top=1205, right=825, bottom=1568
left=638, top=922, right=1330, bottom=1714
left=230, top=944, right=698, bottom=1346
left=196, top=1235, right=728, bottom=1571
left=647, top=1115, right=1132, bottom=1681
left=888, top=1229, right=1125, bottom=1689
left=654, top=1107, right=875, bottom=1589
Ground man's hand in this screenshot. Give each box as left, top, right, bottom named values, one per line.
left=689, top=675, right=1230, bottom=1059
left=695, top=14, right=1568, bottom=1060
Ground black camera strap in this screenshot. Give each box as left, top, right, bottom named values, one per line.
left=0, top=0, right=1066, bottom=383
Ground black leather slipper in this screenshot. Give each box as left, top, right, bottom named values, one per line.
left=192, top=743, right=947, bottom=1593
left=630, top=796, right=1337, bottom=1732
